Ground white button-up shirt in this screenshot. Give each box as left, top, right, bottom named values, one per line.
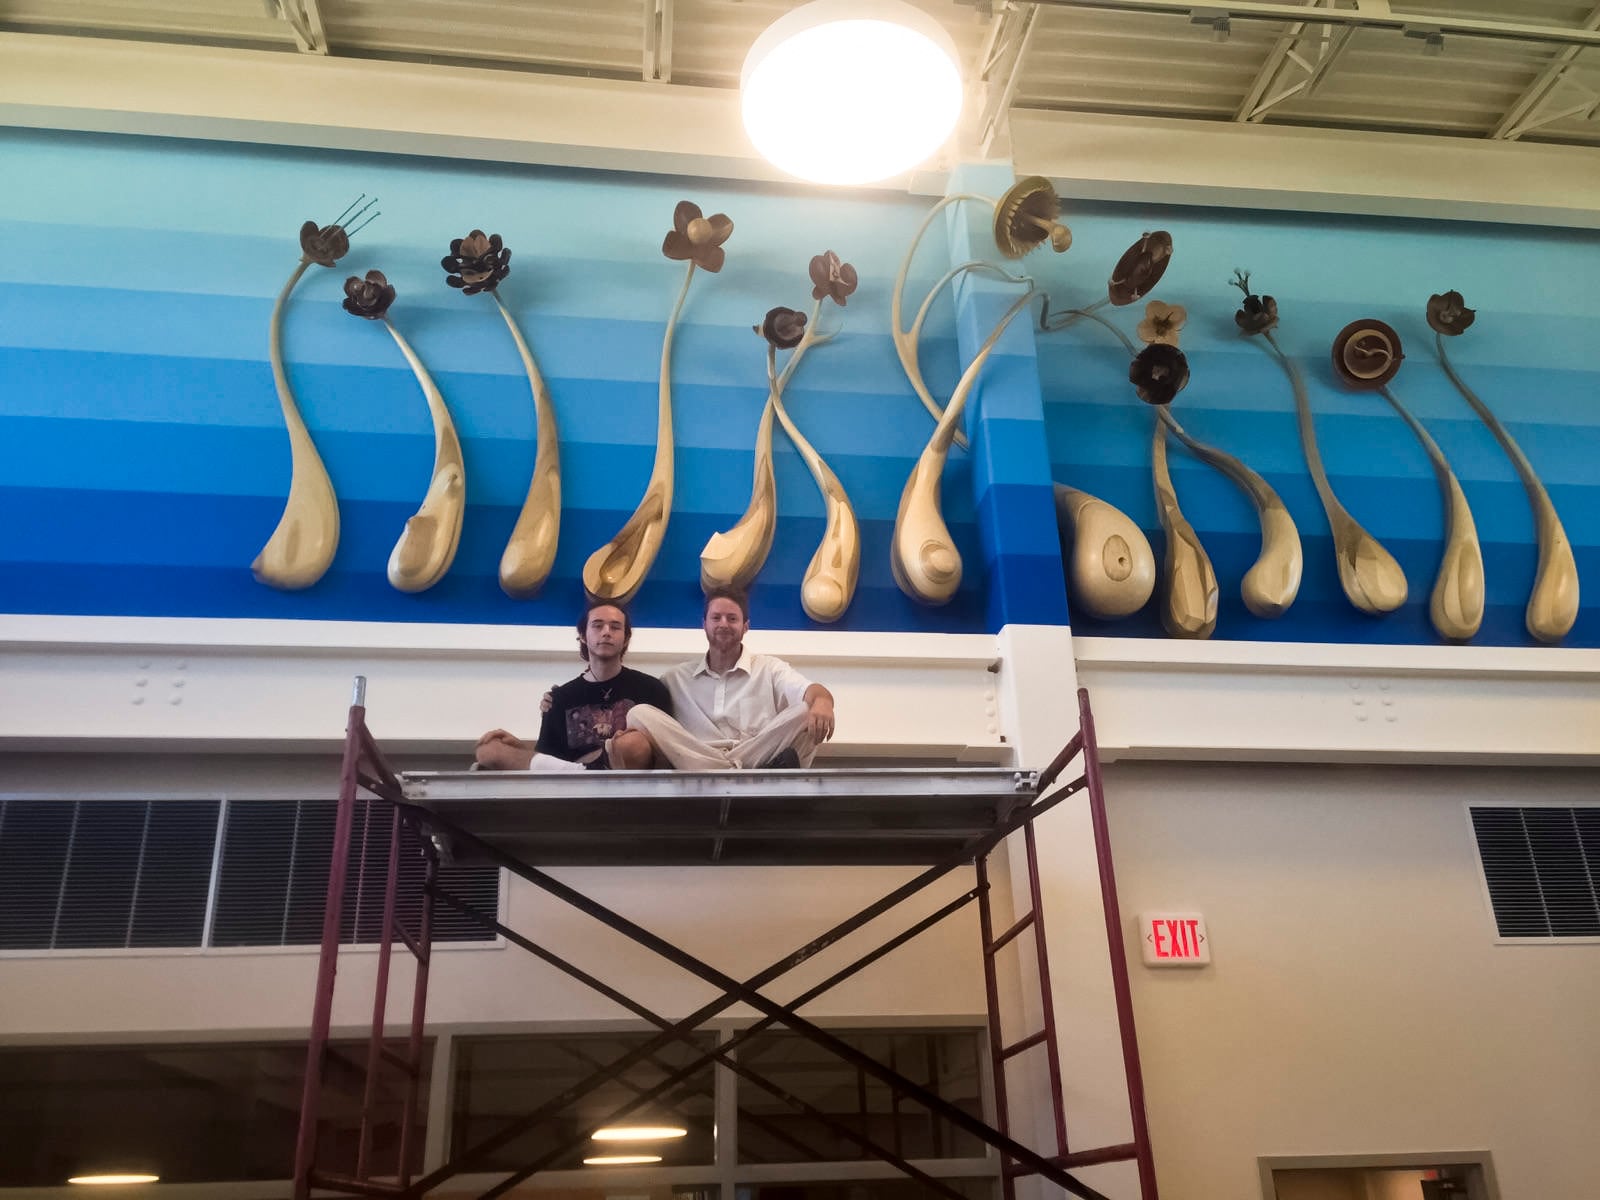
left=660, top=648, right=812, bottom=743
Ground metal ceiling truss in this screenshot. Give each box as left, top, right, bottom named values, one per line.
left=264, top=0, right=327, bottom=55
left=1026, top=0, right=1600, bottom=51
left=644, top=0, right=674, bottom=83
left=976, top=2, right=1042, bottom=156
left=1491, top=2, right=1600, bottom=140
left=1234, top=0, right=1354, bottom=123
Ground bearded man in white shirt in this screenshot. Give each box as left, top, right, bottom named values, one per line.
left=613, top=586, right=836, bottom=770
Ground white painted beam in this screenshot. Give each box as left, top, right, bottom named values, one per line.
left=1010, top=108, right=1600, bottom=226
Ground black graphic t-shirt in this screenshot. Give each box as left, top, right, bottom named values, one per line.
left=536, top=667, right=673, bottom=762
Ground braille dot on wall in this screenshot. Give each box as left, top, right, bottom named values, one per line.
left=138, top=660, right=151, bottom=670
left=134, top=678, right=147, bottom=687
left=985, top=704, right=996, bottom=716
left=1348, top=679, right=1361, bottom=689
left=172, top=678, right=186, bottom=689
left=169, top=695, right=183, bottom=705
left=175, top=661, right=188, bottom=671
left=987, top=724, right=998, bottom=734
left=131, top=696, right=145, bottom=706
left=1355, top=711, right=1369, bottom=721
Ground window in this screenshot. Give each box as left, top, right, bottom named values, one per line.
left=1470, top=805, right=1600, bottom=938
left=0, top=796, right=499, bottom=951
left=735, top=1028, right=985, bottom=1164
left=0, top=1039, right=432, bottom=1186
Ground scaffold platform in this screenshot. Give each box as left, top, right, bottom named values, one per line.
left=292, top=684, right=1158, bottom=1200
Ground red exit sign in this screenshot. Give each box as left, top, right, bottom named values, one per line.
left=1137, top=912, right=1210, bottom=967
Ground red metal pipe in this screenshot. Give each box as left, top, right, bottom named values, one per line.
left=1079, top=687, right=1159, bottom=1199
left=974, top=854, right=1017, bottom=1200
left=356, top=806, right=405, bottom=1179
left=291, top=698, right=367, bottom=1200
left=395, top=843, right=436, bottom=1186
left=1024, top=819, right=1071, bottom=1158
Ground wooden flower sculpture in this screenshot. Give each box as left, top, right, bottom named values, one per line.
left=1332, top=317, right=1484, bottom=642
left=441, top=228, right=561, bottom=598
left=344, top=269, right=465, bottom=594
left=1235, top=271, right=1408, bottom=620
left=1044, top=243, right=1301, bottom=631
left=585, top=201, right=732, bottom=605
left=252, top=196, right=377, bottom=590
left=702, top=252, right=862, bottom=622
left=1427, top=290, right=1576, bottom=642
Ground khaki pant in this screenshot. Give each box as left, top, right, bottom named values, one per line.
left=623, top=703, right=817, bottom=770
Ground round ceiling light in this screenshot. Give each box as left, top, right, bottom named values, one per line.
left=741, top=0, right=963, bottom=186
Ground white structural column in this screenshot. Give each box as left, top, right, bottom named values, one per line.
left=996, top=623, right=1140, bottom=1200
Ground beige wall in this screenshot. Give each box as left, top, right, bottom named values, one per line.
left=1103, top=761, right=1599, bottom=1200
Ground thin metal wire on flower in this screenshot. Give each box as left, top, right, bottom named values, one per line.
left=342, top=268, right=465, bottom=595
left=252, top=195, right=378, bottom=592
left=1233, top=269, right=1407, bottom=619
left=1425, top=290, right=1576, bottom=642
left=439, top=227, right=561, bottom=598
left=703, top=252, right=862, bottom=623
left=1330, top=316, right=1483, bottom=641
left=586, top=200, right=734, bottom=605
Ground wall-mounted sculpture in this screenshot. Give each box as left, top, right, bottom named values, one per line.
left=342, top=270, right=464, bottom=593
left=584, top=201, right=732, bottom=605
left=1428, top=291, right=1578, bottom=643
left=441, top=230, right=560, bottom=598
left=1331, top=317, right=1484, bottom=642
left=1043, top=236, right=1297, bottom=631
left=888, top=177, right=1072, bottom=606
left=702, top=252, right=862, bottom=622
left=1233, top=272, right=1409, bottom=619
left=252, top=197, right=377, bottom=589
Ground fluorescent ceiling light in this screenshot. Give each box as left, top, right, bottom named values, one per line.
left=742, top=0, right=963, bottom=185
left=591, top=1125, right=689, bottom=1141
left=582, top=1154, right=663, bottom=1166
left=67, top=1175, right=161, bottom=1186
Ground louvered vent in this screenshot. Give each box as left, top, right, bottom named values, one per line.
left=211, top=796, right=497, bottom=947
left=1470, top=806, right=1600, bottom=938
left=0, top=797, right=496, bottom=951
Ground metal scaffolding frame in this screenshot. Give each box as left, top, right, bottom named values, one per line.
left=292, top=683, right=1156, bottom=1199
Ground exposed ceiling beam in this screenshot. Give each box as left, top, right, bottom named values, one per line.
left=644, top=0, right=674, bottom=83
left=1233, top=0, right=1332, bottom=122
left=976, top=3, right=1040, bottom=155
left=1028, top=0, right=1600, bottom=50
left=264, top=0, right=327, bottom=55
left=1491, top=2, right=1600, bottom=140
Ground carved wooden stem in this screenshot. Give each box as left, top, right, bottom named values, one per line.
left=1265, top=330, right=1407, bottom=616
left=1377, top=383, right=1484, bottom=642
left=767, top=328, right=860, bottom=623
left=1436, top=333, right=1578, bottom=643
left=252, top=256, right=341, bottom=590
left=493, top=291, right=561, bottom=598
left=382, top=320, right=465, bottom=594
left=1151, top=417, right=1218, bottom=638
left=698, top=393, right=777, bottom=592
left=1160, top=409, right=1302, bottom=619
left=892, top=287, right=1037, bottom=606
left=1067, top=305, right=1297, bottom=619
left=890, top=192, right=992, bottom=449
left=582, top=262, right=691, bottom=603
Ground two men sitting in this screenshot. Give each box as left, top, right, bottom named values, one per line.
left=475, top=586, right=835, bottom=773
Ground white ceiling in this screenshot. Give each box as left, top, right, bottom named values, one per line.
left=5, top=0, right=1600, bottom=150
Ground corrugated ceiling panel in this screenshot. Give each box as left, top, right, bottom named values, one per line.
left=325, top=0, right=641, bottom=73
left=1, top=0, right=288, bottom=45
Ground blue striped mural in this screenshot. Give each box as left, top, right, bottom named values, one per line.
left=1033, top=202, right=1600, bottom=647
left=0, top=130, right=994, bottom=633
left=3, top=130, right=1597, bottom=645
